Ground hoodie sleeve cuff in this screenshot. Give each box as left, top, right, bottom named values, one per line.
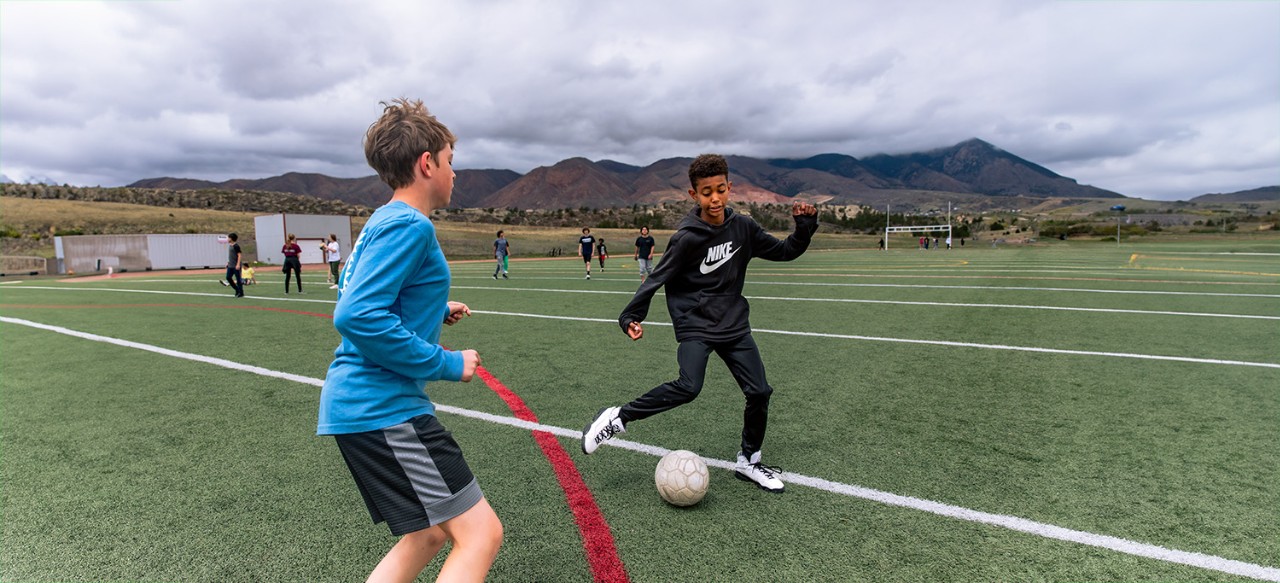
left=443, top=350, right=466, bottom=382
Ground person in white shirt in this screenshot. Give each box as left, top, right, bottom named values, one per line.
left=326, top=234, right=342, bottom=289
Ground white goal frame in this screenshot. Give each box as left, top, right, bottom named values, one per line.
left=883, top=225, right=952, bottom=250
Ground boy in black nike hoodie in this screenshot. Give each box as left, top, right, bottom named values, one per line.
left=581, top=154, right=817, bottom=493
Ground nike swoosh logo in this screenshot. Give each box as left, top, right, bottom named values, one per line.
left=699, top=247, right=739, bottom=274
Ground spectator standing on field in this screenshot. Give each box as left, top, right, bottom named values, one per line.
left=597, top=238, right=608, bottom=272
left=282, top=233, right=304, bottom=294
left=326, top=234, right=342, bottom=289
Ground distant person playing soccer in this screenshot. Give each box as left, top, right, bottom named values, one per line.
left=318, top=98, right=502, bottom=583
left=597, top=238, right=608, bottom=272
left=582, top=154, right=818, bottom=494
left=579, top=227, right=596, bottom=279
left=222, top=232, right=245, bottom=298
left=634, top=225, right=656, bottom=282
left=493, top=230, right=510, bottom=279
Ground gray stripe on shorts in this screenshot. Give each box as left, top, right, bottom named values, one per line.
left=383, top=422, right=452, bottom=504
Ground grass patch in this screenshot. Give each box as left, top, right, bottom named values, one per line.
left=2, top=241, right=1277, bottom=582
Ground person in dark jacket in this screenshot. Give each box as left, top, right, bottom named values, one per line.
left=581, top=154, right=817, bottom=493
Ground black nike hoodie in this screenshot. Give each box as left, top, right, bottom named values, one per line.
left=618, top=206, right=818, bottom=343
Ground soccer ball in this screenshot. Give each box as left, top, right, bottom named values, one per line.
left=654, top=450, right=709, bottom=507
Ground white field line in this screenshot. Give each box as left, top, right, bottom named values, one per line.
left=473, top=310, right=1280, bottom=369
left=449, top=285, right=1280, bottom=321
left=62, top=278, right=337, bottom=285
left=15, top=283, right=1279, bottom=320
left=4, top=286, right=1279, bottom=368
left=464, top=265, right=1280, bottom=282
left=449, top=276, right=1280, bottom=297
left=748, top=281, right=1280, bottom=298
left=1139, top=252, right=1280, bottom=256
left=2, top=315, right=1277, bottom=583
left=13, top=276, right=1280, bottom=299
left=4, top=285, right=339, bottom=305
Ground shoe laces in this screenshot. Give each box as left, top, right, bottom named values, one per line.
left=595, top=420, right=623, bottom=443
left=749, top=462, right=782, bottom=479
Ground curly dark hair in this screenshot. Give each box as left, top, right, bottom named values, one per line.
left=687, top=154, right=728, bottom=188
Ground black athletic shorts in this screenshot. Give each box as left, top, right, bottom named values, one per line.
left=334, top=413, right=484, bottom=535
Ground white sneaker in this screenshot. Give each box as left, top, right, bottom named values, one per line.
left=581, top=406, right=624, bottom=454
left=735, top=451, right=784, bottom=493
left=329, top=284, right=338, bottom=289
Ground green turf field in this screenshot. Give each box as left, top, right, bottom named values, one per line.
left=2, top=238, right=1277, bottom=582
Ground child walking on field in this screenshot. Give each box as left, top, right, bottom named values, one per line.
left=581, top=154, right=818, bottom=493
left=318, top=98, right=502, bottom=582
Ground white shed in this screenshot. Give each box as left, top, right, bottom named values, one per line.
left=254, top=213, right=353, bottom=265
left=54, top=234, right=228, bottom=274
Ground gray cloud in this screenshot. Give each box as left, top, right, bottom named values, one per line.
left=1, top=0, right=1276, bottom=200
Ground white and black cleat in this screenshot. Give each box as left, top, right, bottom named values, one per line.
left=581, top=406, right=624, bottom=454
left=734, top=451, right=784, bottom=493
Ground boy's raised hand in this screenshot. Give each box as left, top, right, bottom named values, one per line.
left=791, top=201, right=817, bottom=216
left=625, top=321, right=644, bottom=341
left=444, top=301, right=471, bottom=326
left=459, top=349, right=480, bottom=382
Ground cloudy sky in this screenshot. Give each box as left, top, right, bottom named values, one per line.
left=2, top=0, right=1277, bottom=201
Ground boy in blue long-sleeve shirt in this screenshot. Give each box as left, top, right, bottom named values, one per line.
left=318, top=98, right=502, bottom=582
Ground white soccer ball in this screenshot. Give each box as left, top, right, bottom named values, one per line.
left=654, top=449, right=709, bottom=507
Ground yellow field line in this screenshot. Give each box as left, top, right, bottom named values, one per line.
left=1129, top=253, right=1268, bottom=264
left=1124, top=265, right=1280, bottom=277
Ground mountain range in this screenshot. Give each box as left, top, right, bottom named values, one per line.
left=124, top=138, right=1259, bottom=210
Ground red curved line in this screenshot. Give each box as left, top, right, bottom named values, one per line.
left=476, top=367, right=629, bottom=583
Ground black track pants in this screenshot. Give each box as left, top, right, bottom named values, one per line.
left=619, top=334, right=773, bottom=457
left=283, top=258, right=302, bottom=292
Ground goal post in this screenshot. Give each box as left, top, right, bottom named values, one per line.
left=882, top=202, right=955, bottom=250
left=884, top=225, right=952, bottom=250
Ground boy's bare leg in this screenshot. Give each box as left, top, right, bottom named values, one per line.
left=367, top=526, right=448, bottom=583
left=435, top=497, right=503, bottom=583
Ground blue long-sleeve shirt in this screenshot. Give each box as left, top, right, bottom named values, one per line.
left=318, top=201, right=464, bottom=435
